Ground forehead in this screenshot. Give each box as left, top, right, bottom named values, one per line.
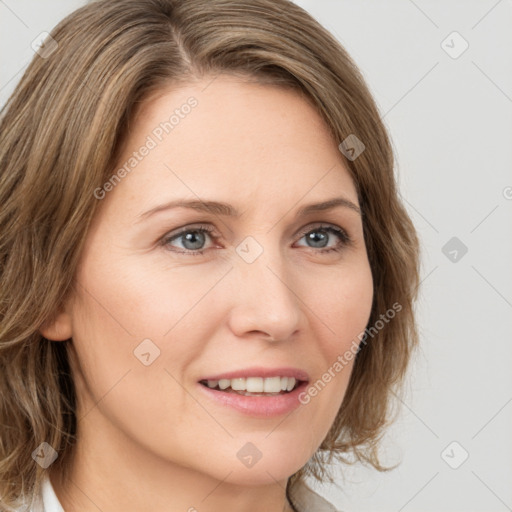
left=104, top=75, right=358, bottom=216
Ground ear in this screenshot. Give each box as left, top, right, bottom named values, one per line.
left=40, top=309, right=73, bottom=341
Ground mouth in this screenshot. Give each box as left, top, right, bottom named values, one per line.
left=197, top=368, right=310, bottom=417
left=199, top=376, right=304, bottom=397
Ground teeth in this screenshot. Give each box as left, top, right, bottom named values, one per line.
left=205, top=376, right=298, bottom=393
left=263, top=376, right=282, bottom=393
left=246, top=377, right=263, bottom=392
left=231, top=378, right=246, bottom=390
left=218, top=379, right=230, bottom=390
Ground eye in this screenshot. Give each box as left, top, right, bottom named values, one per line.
left=295, top=224, right=351, bottom=253
left=161, top=224, right=217, bottom=255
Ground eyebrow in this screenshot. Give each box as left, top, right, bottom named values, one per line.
left=137, top=196, right=361, bottom=221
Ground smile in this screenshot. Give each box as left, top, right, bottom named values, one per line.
left=199, top=376, right=300, bottom=396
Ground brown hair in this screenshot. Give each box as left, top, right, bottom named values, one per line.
left=0, top=0, right=420, bottom=509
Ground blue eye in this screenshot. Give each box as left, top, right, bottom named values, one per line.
left=161, top=223, right=351, bottom=255
left=296, top=225, right=351, bottom=253
left=162, top=225, right=215, bottom=255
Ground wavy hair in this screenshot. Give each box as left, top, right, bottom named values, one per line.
left=0, top=0, right=420, bottom=509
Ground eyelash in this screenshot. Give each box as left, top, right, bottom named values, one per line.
left=160, top=223, right=352, bottom=256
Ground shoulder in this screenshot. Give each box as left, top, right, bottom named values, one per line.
left=289, top=479, right=342, bottom=512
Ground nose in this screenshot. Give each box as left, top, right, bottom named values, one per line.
left=226, top=246, right=302, bottom=343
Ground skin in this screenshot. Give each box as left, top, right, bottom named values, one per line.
left=41, top=75, right=374, bottom=512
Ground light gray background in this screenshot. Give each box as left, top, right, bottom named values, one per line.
left=1, top=1, right=511, bottom=511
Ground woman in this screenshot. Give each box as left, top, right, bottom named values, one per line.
left=0, top=1, right=420, bottom=511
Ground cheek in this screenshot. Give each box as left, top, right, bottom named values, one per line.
left=68, top=273, right=202, bottom=458
left=312, top=257, right=374, bottom=351
left=69, top=254, right=226, bottom=413
left=80, top=250, right=231, bottom=339
left=297, top=259, right=373, bottom=424
left=67, top=270, right=258, bottom=482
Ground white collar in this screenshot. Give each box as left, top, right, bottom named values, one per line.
left=40, top=475, right=65, bottom=512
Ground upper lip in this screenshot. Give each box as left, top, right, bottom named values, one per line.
left=199, top=367, right=309, bottom=382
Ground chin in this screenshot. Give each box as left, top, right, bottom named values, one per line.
left=216, top=442, right=310, bottom=486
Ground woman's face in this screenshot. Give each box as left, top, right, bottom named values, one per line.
left=51, top=75, right=373, bottom=487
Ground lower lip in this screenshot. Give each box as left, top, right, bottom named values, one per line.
left=197, top=381, right=309, bottom=418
